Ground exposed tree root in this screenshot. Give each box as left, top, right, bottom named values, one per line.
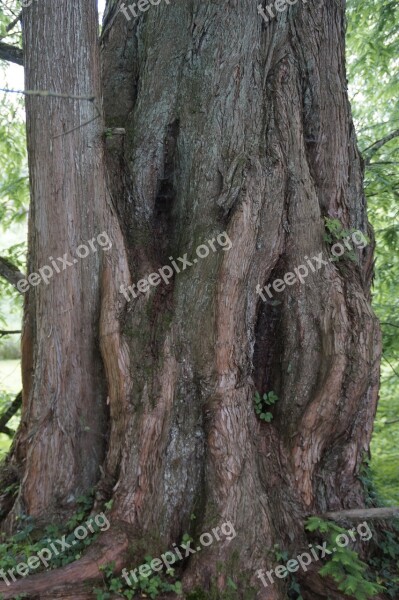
left=0, top=526, right=130, bottom=599
left=320, top=507, right=399, bottom=521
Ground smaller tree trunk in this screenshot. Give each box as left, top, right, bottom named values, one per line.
left=4, top=0, right=111, bottom=526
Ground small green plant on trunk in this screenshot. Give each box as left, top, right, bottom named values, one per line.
left=253, top=391, right=278, bottom=422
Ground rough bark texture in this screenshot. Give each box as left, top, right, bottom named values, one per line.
left=4, top=0, right=110, bottom=524
left=0, top=0, right=382, bottom=599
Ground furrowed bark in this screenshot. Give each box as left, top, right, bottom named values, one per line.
left=99, top=0, right=381, bottom=595
left=99, top=3, right=380, bottom=583
left=3, top=0, right=111, bottom=526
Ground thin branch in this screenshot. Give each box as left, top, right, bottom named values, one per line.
left=366, top=161, right=399, bottom=166
left=0, top=88, right=96, bottom=102
left=0, top=330, right=21, bottom=337
left=381, top=322, right=399, bottom=329
left=383, top=356, right=399, bottom=379
left=6, top=11, right=22, bottom=34
left=385, top=419, right=399, bottom=425
left=363, top=128, right=399, bottom=165
left=52, top=110, right=100, bottom=139
left=0, top=88, right=100, bottom=138
left=358, top=117, right=399, bottom=134
left=0, top=41, right=23, bottom=66
left=0, top=256, right=25, bottom=292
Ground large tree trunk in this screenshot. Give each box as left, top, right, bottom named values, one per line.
left=0, top=0, right=382, bottom=598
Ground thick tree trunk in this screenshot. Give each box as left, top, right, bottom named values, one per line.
left=0, top=0, right=382, bottom=599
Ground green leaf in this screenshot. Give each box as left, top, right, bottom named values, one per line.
left=227, top=577, right=237, bottom=590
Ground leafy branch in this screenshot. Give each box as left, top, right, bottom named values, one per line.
left=363, top=128, right=399, bottom=166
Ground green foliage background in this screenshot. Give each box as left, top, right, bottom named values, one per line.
left=347, top=0, right=399, bottom=505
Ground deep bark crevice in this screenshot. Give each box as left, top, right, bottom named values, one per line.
left=253, top=259, right=287, bottom=397
left=154, top=118, right=180, bottom=260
